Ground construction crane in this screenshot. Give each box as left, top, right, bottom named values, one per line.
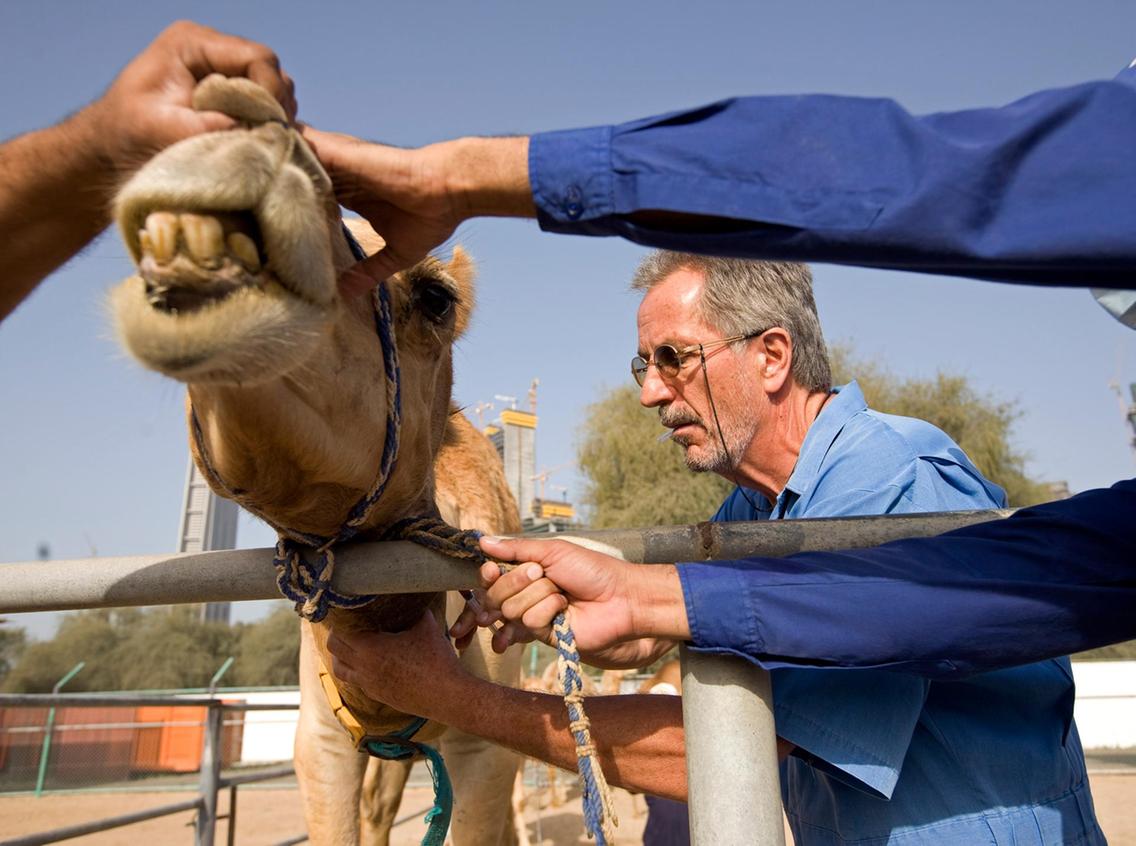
left=494, top=393, right=518, bottom=410
left=528, top=378, right=540, bottom=414
left=471, top=400, right=495, bottom=428
left=531, top=462, right=573, bottom=502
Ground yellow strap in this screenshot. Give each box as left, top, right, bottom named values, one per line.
left=316, top=653, right=368, bottom=747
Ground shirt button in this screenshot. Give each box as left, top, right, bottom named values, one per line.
left=565, top=185, right=583, bottom=219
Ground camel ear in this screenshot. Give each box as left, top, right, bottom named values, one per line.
left=448, top=246, right=475, bottom=339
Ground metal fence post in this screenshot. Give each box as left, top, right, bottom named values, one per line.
left=196, top=702, right=224, bottom=846
left=681, top=646, right=784, bottom=846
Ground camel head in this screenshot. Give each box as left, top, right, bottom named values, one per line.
left=109, top=75, right=474, bottom=545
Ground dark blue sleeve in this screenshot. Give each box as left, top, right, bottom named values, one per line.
left=530, top=73, right=1136, bottom=290
left=676, top=478, right=1136, bottom=678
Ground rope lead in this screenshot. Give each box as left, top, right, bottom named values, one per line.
left=554, top=611, right=618, bottom=844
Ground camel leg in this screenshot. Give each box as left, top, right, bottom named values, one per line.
left=511, top=766, right=534, bottom=846
left=360, top=756, right=413, bottom=846
left=296, top=621, right=369, bottom=846
left=441, top=593, right=523, bottom=846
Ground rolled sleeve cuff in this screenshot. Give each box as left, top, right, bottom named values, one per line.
left=529, top=126, right=614, bottom=231
left=677, top=561, right=765, bottom=655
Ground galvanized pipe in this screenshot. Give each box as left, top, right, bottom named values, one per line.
left=196, top=704, right=224, bottom=846
left=217, top=763, right=296, bottom=788
left=226, top=784, right=238, bottom=846
left=681, top=645, right=784, bottom=846
left=0, top=797, right=203, bottom=846
left=0, top=510, right=1008, bottom=613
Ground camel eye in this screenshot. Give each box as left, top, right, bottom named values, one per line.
left=417, top=281, right=455, bottom=324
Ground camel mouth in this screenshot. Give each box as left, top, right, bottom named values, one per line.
left=110, top=120, right=343, bottom=385
left=134, top=209, right=271, bottom=315
left=110, top=199, right=332, bottom=384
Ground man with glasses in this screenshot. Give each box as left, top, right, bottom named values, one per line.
left=331, top=249, right=1104, bottom=845
left=306, top=68, right=1134, bottom=675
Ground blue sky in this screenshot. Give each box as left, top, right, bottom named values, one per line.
left=2, top=2, right=1134, bottom=639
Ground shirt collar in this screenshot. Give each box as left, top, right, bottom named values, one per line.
left=779, top=381, right=866, bottom=504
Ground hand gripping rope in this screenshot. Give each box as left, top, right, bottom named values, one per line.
left=189, top=226, right=616, bottom=844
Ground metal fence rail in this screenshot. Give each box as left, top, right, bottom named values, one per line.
left=0, top=696, right=302, bottom=846
left=0, top=510, right=1010, bottom=613
left=0, top=510, right=1009, bottom=845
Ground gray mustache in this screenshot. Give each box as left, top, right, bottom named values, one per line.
left=659, top=409, right=704, bottom=428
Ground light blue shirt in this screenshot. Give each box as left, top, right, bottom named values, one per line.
left=712, top=383, right=1103, bottom=845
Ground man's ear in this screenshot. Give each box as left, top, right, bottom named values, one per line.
left=758, top=328, right=793, bottom=393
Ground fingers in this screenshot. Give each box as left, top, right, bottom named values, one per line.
left=299, top=125, right=362, bottom=168
left=520, top=593, right=569, bottom=631
left=479, top=560, right=503, bottom=590
left=169, top=21, right=297, bottom=119
left=488, top=564, right=559, bottom=620
left=450, top=605, right=478, bottom=642
left=453, top=629, right=475, bottom=653
left=492, top=621, right=537, bottom=654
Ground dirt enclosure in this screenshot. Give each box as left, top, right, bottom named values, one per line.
left=0, top=781, right=650, bottom=845
left=0, top=771, right=1131, bottom=844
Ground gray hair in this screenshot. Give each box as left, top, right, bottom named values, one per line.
left=630, top=251, right=832, bottom=392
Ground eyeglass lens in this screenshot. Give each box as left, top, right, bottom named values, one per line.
left=631, top=344, right=686, bottom=386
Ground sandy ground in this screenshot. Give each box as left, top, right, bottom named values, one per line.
left=0, top=771, right=1131, bottom=844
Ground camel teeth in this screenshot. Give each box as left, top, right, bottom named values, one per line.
left=180, top=213, right=225, bottom=266
left=227, top=232, right=262, bottom=272
left=144, top=212, right=179, bottom=264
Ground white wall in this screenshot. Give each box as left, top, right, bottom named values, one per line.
left=220, top=662, right=1136, bottom=764
left=1072, top=661, right=1136, bottom=750
left=229, top=690, right=301, bottom=765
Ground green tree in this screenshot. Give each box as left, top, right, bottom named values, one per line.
left=831, top=348, right=1050, bottom=506
left=2, top=608, right=239, bottom=693
left=577, top=384, right=732, bottom=528
left=0, top=619, right=27, bottom=685
left=2, top=610, right=125, bottom=692
left=578, top=349, right=1050, bottom=527
left=231, top=605, right=300, bottom=686
left=112, top=606, right=239, bottom=691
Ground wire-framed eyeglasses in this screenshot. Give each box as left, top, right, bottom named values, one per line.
left=631, top=329, right=769, bottom=387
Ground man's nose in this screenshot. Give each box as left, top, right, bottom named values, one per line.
left=639, top=366, right=674, bottom=408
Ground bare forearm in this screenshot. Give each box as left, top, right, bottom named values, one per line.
left=0, top=105, right=114, bottom=321
left=439, top=678, right=689, bottom=800
left=630, top=564, right=692, bottom=641
left=445, top=136, right=535, bottom=220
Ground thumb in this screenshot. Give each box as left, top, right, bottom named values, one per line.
left=338, top=248, right=419, bottom=298
left=480, top=535, right=557, bottom=565
left=190, top=111, right=239, bottom=134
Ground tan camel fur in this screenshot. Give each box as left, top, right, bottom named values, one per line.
left=295, top=417, right=523, bottom=845
left=108, top=75, right=521, bottom=844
